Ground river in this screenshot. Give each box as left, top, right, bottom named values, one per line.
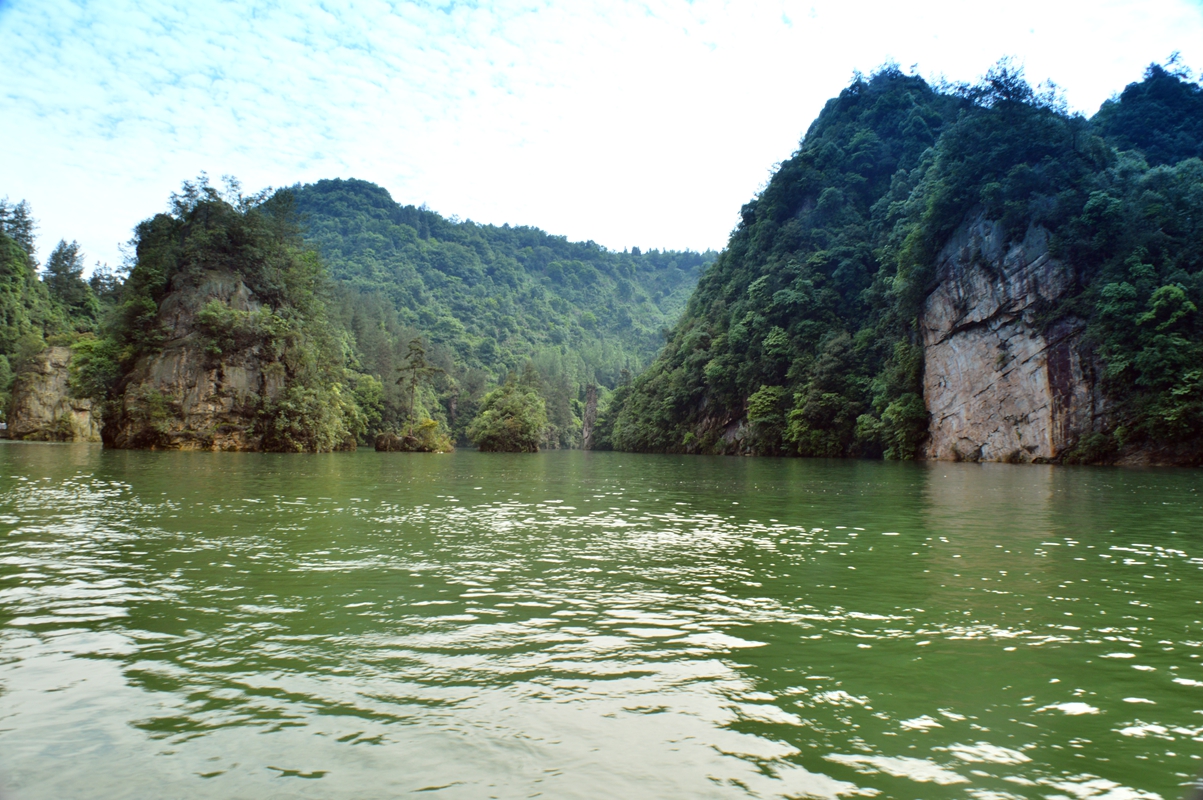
left=1, top=443, right=1200, bottom=798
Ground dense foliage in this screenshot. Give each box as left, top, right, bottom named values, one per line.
left=1092, top=61, right=1203, bottom=166
left=13, top=61, right=1201, bottom=460
left=291, top=178, right=712, bottom=445
left=0, top=199, right=104, bottom=420
left=466, top=368, right=550, bottom=452
left=6, top=178, right=707, bottom=452
left=603, top=62, right=1203, bottom=462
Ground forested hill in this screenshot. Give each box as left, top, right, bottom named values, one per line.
left=292, top=179, right=709, bottom=380
left=1, top=176, right=710, bottom=449
left=289, top=178, right=713, bottom=442
left=601, top=62, right=1203, bottom=463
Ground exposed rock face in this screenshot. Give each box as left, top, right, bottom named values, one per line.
left=581, top=384, right=598, bottom=450
left=921, top=217, right=1106, bottom=463
left=5, top=346, right=102, bottom=442
left=106, top=271, right=284, bottom=451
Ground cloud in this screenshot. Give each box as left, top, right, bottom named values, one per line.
left=2, top=0, right=1202, bottom=269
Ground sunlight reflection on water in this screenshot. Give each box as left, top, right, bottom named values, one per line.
left=0, top=446, right=1200, bottom=798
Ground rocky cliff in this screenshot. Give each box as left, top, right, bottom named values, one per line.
left=105, top=271, right=284, bottom=451
left=5, top=346, right=102, bottom=442
left=921, top=217, right=1106, bottom=463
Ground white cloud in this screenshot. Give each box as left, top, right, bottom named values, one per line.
left=2, top=0, right=1201, bottom=269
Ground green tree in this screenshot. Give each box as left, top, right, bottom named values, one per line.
left=43, top=240, right=99, bottom=327
left=466, top=371, right=548, bottom=452
left=396, top=337, right=444, bottom=437
left=0, top=199, right=37, bottom=257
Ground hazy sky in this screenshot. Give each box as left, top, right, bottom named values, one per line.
left=3, top=0, right=1202, bottom=270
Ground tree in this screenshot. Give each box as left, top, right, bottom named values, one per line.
left=43, top=240, right=98, bottom=324
left=466, top=372, right=548, bottom=452
left=396, top=337, right=444, bottom=437
left=88, top=263, right=122, bottom=299
left=0, top=199, right=37, bottom=257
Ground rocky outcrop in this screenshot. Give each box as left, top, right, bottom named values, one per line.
left=375, top=432, right=417, bottom=451
left=581, top=384, right=598, bottom=450
left=105, top=271, right=283, bottom=451
left=921, top=217, right=1106, bottom=463
left=5, top=346, right=101, bottom=442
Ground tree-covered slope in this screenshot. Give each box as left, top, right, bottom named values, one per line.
left=1093, top=62, right=1203, bottom=166
left=4, top=177, right=709, bottom=451
left=603, top=63, right=1203, bottom=462
left=0, top=199, right=104, bottom=421
left=600, top=68, right=963, bottom=456
left=290, top=178, right=713, bottom=443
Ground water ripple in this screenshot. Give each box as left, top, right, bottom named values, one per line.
left=0, top=450, right=1200, bottom=798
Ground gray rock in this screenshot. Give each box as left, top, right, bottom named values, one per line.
left=106, top=271, right=273, bottom=451
left=921, top=216, right=1106, bottom=463
left=6, top=346, right=101, bottom=442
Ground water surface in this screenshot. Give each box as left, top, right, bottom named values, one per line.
left=1, top=444, right=1201, bottom=798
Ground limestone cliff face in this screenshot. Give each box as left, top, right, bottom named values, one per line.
left=106, top=271, right=284, bottom=451
left=921, top=217, right=1106, bottom=463
left=5, top=346, right=101, bottom=442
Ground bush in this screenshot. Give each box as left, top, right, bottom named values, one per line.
left=260, top=384, right=360, bottom=453
left=467, top=374, right=548, bottom=452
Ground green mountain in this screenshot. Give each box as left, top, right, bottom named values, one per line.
left=290, top=178, right=712, bottom=444
left=10, top=61, right=1201, bottom=461
left=1, top=178, right=711, bottom=451
left=601, top=62, right=1203, bottom=463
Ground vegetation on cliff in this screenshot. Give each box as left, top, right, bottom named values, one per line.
left=602, top=61, right=1203, bottom=462
left=85, top=178, right=370, bottom=451
left=0, top=199, right=106, bottom=424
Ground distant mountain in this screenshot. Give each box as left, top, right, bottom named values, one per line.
left=1, top=177, right=713, bottom=450
left=290, top=178, right=714, bottom=445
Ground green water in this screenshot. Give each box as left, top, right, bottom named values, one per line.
left=0, top=444, right=1201, bottom=799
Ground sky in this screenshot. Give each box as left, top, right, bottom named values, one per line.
left=2, top=0, right=1203, bottom=271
